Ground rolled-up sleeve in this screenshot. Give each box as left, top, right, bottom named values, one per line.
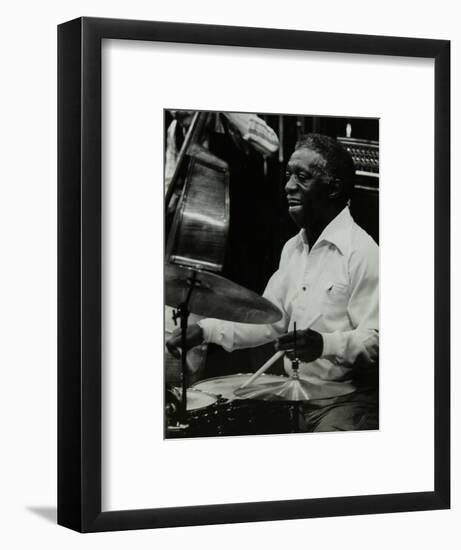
left=224, top=113, right=279, bottom=157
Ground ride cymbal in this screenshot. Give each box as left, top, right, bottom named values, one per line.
left=165, top=263, right=282, bottom=324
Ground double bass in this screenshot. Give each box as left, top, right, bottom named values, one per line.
left=164, top=110, right=282, bottom=322
left=165, top=111, right=230, bottom=273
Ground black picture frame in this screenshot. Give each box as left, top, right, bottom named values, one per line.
left=58, top=17, right=450, bottom=532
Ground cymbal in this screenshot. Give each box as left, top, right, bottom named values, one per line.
left=233, top=376, right=355, bottom=402
left=165, top=263, right=282, bottom=324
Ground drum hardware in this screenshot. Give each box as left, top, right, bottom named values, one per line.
left=170, top=269, right=198, bottom=425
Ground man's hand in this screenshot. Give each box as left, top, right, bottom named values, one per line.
left=166, top=324, right=204, bottom=359
left=275, top=329, right=323, bottom=363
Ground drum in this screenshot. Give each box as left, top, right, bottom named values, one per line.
left=190, top=374, right=296, bottom=436
left=191, top=373, right=285, bottom=400
left=167, top=374, right=305, bottom=437
left=165, top=386, right=221, bottom=437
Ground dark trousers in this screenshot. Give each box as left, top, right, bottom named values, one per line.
left=299, top=389, right=378, bottom=432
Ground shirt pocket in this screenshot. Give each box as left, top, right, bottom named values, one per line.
left=323, top=281, right=349, bottom=310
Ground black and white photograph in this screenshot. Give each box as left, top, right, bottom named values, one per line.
left=164, top=109, right=379, bottom=438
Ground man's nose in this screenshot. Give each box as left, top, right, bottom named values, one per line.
left=285, top=176, right=298, bottom=194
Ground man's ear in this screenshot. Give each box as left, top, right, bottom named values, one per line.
left=328, top=178, right=344, bottom=200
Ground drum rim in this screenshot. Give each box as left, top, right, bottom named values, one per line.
left=190, top=372, right=288, bottom=389
left=190, top=373, right=289, bottom=402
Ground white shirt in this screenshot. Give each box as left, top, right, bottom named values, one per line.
left=199, top=207, right=379, bottom=390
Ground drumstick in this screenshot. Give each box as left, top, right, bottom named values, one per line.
left=238, top=312, right=323, bottom=389
left=239, top=350, right=285, bottom=389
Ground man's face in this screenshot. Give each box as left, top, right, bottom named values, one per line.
left=285, top=147, right=331, bottom=229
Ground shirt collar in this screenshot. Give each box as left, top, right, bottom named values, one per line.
left=297, top=206, right=353, bottom=255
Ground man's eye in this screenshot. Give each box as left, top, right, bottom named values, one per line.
left=285, top=170, right=311, bottom=183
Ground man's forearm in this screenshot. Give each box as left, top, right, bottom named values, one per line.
left=198, top=318, right=281, bottom=352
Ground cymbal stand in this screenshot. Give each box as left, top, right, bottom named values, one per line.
left=172, top=269, right=198, bottom=424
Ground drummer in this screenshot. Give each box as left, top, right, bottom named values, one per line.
left=167, top=133, right=379, bottom=432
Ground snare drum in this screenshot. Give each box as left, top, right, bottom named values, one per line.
left=191, top=374, right=295, bottom=436
left=191, top=373, right=284, bottom=400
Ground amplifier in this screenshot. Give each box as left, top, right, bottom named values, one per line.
left=337, top=137, right=379, bottom=184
